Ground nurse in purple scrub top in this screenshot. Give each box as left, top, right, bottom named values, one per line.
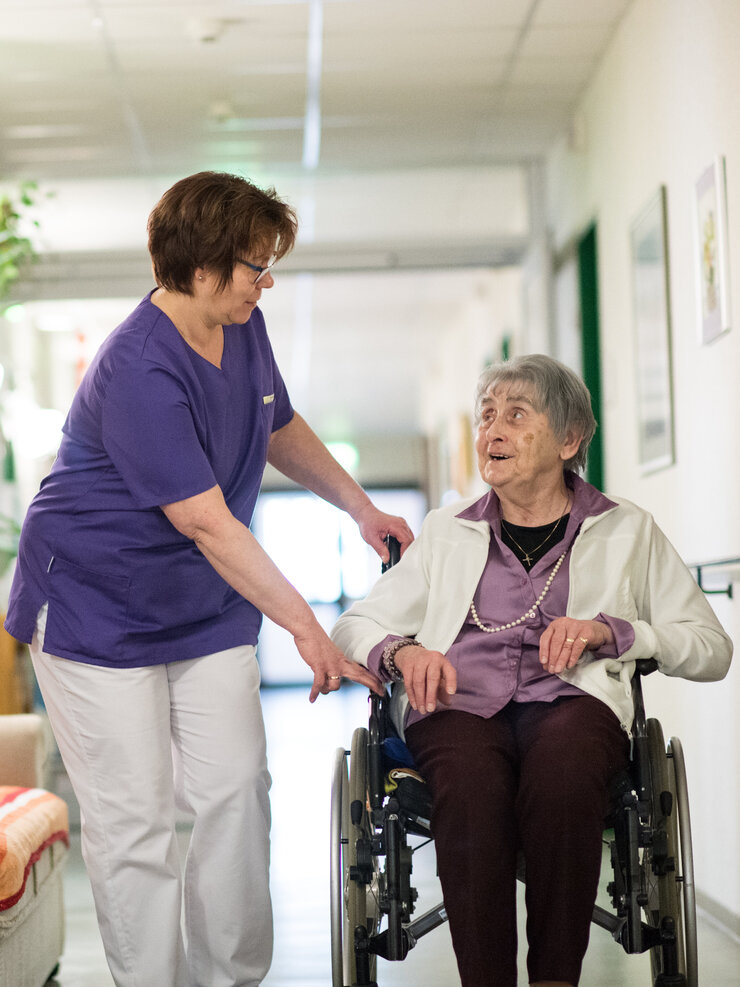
left=4, top=171, right=413, bottom=987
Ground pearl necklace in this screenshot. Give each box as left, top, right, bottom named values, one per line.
left=468, top=549, right=568, bottom=634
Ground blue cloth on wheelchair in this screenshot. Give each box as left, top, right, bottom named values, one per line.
left=382, top=736, right=416, bottom=769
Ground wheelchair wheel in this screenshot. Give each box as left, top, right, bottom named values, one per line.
left=668, top=736, right=698, bottom=987
left=644, top=719, right=697, bottom=987
left=330, top=745, right=349, bottom=987
left=330, top=728, right=381, bottom=986
left=347, top=727, right=381, bottom=982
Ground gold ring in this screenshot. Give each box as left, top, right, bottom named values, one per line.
left=565, top=637, right=575, bottom=644
left=327, top=675, right=341, bottom=680
left=579, top=637, right=589, bottom=645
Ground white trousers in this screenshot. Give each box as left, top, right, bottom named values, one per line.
left=31, top=606, right=272, bottom=987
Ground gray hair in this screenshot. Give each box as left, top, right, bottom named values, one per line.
left=474, top=354, right=597, bottom=474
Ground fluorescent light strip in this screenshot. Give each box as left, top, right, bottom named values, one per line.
left=302, top=0, right=324, bottom=170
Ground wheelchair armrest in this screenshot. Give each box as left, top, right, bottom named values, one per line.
left=368, top=692, right=395, bottom=811
left=630, top=661, right=657, bottom=744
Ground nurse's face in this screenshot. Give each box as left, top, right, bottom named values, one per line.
left=199, top=248, right=276, bottom=326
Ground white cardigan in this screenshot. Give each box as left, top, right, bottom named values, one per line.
left=331, top=494, right=733, bottom=735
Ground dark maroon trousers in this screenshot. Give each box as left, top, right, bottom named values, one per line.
left=405, top=696, right=629, bottom=986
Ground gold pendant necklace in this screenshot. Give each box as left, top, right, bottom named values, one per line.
left=501, top=516, right=562, bottom=567
left=500, top=494, right=571, bottom=567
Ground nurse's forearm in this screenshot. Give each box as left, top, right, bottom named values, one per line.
left=267, top=413, right=373, bottom=521
left=162, top=486, right=317, bottom=638
left=203, top=523, right=317, bottom=635
left=162, top=484, right=384, bottom=700
left=267, top=414, right=415, bottom=562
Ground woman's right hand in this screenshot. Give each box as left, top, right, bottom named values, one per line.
left=394, top=646, right=457, bottom=715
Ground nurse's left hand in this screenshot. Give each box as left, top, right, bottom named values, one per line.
left=355, top=504, right=414, bottom=562
left=294, top=627, right=384, bottom=702
left=316, top=657, right=385, bottom=702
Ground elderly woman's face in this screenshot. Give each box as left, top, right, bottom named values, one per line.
left=475, top=382, right=576, bottom=493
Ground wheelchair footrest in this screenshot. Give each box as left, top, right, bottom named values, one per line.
left=615, top=919, right=664, bottom=954
left=367, top=927, right=411, bottom=962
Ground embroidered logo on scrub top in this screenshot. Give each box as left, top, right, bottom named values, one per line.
left=263, top=394, right=275, bottom=404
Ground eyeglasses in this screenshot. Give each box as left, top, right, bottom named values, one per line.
left=236, top=257, right=276, bottom=285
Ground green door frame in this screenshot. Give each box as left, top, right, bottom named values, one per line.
left=577, top=224, right=604, bottom=491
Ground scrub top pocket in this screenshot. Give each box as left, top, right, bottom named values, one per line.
left=45, top=555, right=131, bottom=662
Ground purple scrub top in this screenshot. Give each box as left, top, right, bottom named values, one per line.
left=5, top=292, right=293, bottom=667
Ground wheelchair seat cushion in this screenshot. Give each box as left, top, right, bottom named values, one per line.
left=386, top=767, right=433, bottom=822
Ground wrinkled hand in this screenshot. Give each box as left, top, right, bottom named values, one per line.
left=538, top=618, right=614, bottom=675
left=395, top=646, right=457, bottom=715
left=355, top=503, right=414, bottom=562
left=294, top=629, right=384, bottom=702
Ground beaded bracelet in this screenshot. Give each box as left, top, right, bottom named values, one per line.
left=381, top=638, right=422, bottom=681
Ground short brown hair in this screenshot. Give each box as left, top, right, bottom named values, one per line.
left=147, top=171, right=298, bottom=294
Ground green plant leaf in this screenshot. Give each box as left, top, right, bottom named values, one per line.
left=0, top=183, right=40, bottom=299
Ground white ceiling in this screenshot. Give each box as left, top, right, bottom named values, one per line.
left=1, top=0, right=633, bottom=446
left=2, top=0, right=632, bottom=179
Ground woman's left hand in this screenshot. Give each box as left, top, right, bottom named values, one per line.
left=538, top=617, right=614, bottom=674
left=355, top=503, right=414, bottom=562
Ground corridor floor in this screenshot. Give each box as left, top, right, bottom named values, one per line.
left=49, top=685, right=740, bottom=986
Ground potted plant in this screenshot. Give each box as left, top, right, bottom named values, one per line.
left=0, top=181, right=40, bottom=300
left=0, top=181, right=39, bottom=560
left=0, top=183, right=41, bottom=712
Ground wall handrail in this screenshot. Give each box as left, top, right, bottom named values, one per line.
left=687, top=556, right=740, bottom=599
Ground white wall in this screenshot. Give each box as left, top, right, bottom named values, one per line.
left=417, top=266, right=523, bottom=504
left=545, top=0, right=740, bottom=930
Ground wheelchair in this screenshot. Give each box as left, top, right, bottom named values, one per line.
left=330, top=550, right=697, bottom=987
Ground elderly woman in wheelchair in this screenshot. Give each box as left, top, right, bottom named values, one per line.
left=331, top=354, right=732, bottom=987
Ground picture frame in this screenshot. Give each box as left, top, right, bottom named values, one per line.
left=694, top=155, right=731, bottom=344
left=630, top=186, right=675, bottom=474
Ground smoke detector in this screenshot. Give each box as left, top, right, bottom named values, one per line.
left=185, top=17, right=227, bottom=44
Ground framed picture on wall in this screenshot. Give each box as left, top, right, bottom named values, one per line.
left=694, top=156, right=731, bottom=344
left=630, top=186, right=675, bottom=474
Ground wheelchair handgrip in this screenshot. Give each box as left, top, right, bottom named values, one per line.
left=382, top=535, right=402, bottom=572
left=634, top=658, right=658, bottom=677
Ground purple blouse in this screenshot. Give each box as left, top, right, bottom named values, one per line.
left=368, top=475, right=635, bottom=729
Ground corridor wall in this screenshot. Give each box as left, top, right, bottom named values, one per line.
left=545, top=0, right=740, bottom=933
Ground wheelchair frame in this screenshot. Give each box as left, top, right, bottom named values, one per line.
left=330, top=663, right=697, bottom=987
